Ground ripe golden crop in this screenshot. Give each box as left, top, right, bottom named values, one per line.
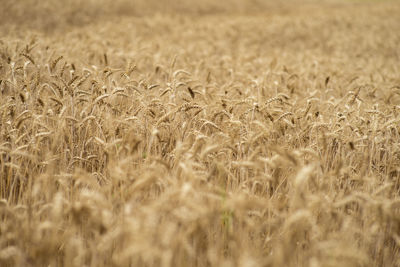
left=1, top=1, right=400, bottom=266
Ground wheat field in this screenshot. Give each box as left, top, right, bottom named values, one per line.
left=1, top=0, right=400, bottom=266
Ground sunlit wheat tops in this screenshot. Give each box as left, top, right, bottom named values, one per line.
left=1, top=0, right=400, bottom=266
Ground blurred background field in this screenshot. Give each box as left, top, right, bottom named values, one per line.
left=1, top=0, right=397, bottom=30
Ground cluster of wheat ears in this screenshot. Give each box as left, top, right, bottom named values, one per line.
left=1, top=0, right=400, bottom=266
